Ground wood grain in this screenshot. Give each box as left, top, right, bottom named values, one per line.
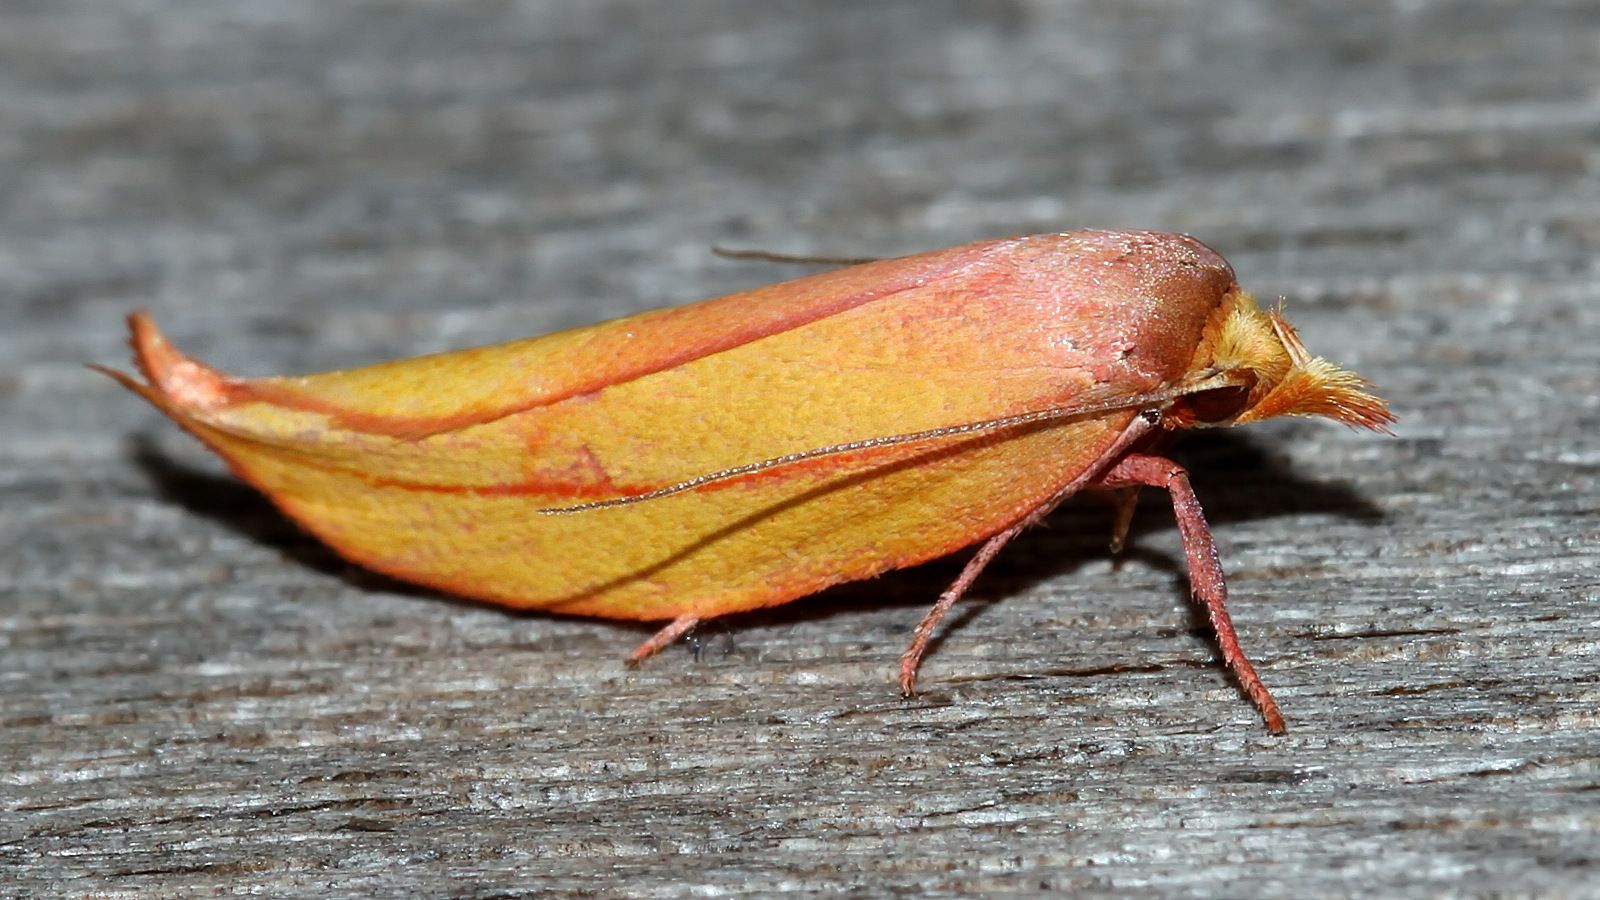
left=3, top=1, right=1597, bottom=896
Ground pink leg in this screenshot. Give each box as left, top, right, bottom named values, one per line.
left=628, top=615, right=700, bottom=665
left=899, top=521, right=1028, bottom=695
left=1107, top=486, right=1141, bottom=558
left=900, top=411, right=1162, bottom=697
left=1092, top=453, right=1287, bottom=734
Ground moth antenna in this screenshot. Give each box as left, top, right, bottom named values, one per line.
left=538, top=383, right=1227, bottom=515
left=711, top=246, right=884, bottom=267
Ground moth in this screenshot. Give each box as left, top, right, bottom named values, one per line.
left=101, top=230, right=1393, bottom=732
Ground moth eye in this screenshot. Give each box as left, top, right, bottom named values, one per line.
left=1182, top=383, right=1253, bottom=424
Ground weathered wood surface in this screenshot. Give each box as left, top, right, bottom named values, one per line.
left=3, top=1, right=1598, bottom=896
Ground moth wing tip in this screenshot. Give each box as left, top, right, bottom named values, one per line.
left=126, top=308, right=176, bottom=382
left=118, top=309, right=240, bottom=412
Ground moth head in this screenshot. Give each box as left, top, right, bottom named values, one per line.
left=1167, top=290, right=1395, bottom=432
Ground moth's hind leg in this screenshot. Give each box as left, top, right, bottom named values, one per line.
left=899, top=521, right=1030, bottom=696
left=627, top=615, right=701, bottom=665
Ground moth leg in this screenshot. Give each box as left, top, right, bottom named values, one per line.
left=899, top=411, right=1165, bottom=697
left=627, top=615, right=701, bottom=666
left=1091, top=453, right=1287, bottom=734
left=899, top=521, right=1028, bottom=696
left=1107, top=486, right=1141, bottom=560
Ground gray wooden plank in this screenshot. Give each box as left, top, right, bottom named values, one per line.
left=3, top=1, right=1597, bottom=896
